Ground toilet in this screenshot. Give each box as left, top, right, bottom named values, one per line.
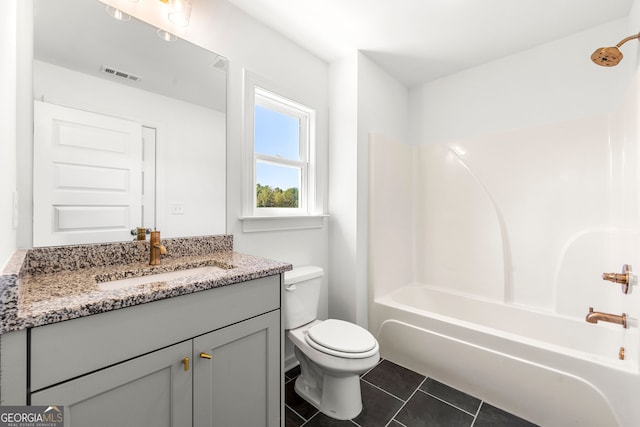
left=284, top=266, right=380, bottom=420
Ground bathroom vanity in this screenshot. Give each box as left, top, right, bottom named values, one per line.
left=0, top=235, right=290, bottom=427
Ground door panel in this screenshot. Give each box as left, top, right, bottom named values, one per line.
left=33, top=100, right=143, bottom=245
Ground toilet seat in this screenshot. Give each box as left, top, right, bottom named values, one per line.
left=305, top=319, right=379, bottom=359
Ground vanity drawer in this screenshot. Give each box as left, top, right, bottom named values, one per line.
left=30, top=275, right=281, bottom=391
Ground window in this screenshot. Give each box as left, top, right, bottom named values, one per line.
left=252, top=87, right=315, bottom=216
left=241, top=71, right=325, bottom=232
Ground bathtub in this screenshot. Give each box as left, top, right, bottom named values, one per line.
left=371, top=284, right=640, bottom=426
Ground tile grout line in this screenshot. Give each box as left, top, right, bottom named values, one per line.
left=360, top=378, right=408, bottom=403
left=301, top=411, right=322, bottom=426
left=470, top=400, right=484, bottom=426
left=417, top=388, right=479, bottom=418
left=384, top=376, right=428, bottom=426
left=284, top=403, right=311, bottom=426
left=283, top=376, right=309, bottom=425
left=362, top=357, right=385, bottom=377
left=387, top=417, right=409, bottom=427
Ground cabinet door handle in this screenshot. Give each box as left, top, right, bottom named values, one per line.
left=200, top=352, right=212, bottom=359
left=182, top=357, right=190, bottom=371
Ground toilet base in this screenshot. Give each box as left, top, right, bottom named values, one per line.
left=293, top=347, right=364, bottom=420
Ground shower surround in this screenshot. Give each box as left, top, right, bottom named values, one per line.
left=368, top=71, right=640, bottom=426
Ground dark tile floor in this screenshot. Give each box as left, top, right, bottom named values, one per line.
left=285, top=359, right=539, bottom=427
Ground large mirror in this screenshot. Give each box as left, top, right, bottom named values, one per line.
left=31, top=0, right=226, bottom=246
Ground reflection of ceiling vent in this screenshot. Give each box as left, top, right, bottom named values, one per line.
left=209, top=56, right=227, bottom=72
left=99, top=65, right=142, bottom=82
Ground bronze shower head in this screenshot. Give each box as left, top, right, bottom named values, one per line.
left=591, top=32, right=640, bottom=67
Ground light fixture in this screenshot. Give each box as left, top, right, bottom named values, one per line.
left=105, top=5, right=131, bottom=21
left=157, top=28, right=178, bottom=42
left=167, top=0, right=192, bottom=27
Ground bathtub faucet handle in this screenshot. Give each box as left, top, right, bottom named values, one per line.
left=602, top=264, right=633, bottom=294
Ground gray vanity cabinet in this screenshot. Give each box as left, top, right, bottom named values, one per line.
left=25, top=275, right=283, bottom=427
left=31, top=341, right=193, bottom=427
left=193, top=310, right=280, bottom=427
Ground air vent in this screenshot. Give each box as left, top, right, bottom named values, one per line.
left=209, top=56, right=227, bottom=72
left=99, top=65, right=142, bottom=82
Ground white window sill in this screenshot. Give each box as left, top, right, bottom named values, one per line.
left=239, top=215, right=328, bottom=233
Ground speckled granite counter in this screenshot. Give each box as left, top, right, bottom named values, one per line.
left=0, top=235, right=291, bottom=334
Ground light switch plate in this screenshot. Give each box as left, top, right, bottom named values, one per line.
left=171, top=203, right=185, bottom=215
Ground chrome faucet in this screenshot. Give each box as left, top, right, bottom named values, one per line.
left=586, top=307, right=627, bottom=328
left=149, top=230, right=167, bottom=266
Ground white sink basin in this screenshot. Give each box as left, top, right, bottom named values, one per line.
left=97, top=265, right=224, bottom=291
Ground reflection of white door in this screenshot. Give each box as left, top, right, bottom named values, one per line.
left=34, top=101, right=144, bottom=246
left=142, top=127, right=156, bottom=230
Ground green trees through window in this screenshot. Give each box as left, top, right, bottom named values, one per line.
left=256, top=184, right=299, bottom=208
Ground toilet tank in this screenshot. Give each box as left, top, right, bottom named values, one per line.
left=284, top=266, right=324, bottom=329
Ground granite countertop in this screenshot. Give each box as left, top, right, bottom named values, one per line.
left=0, top=235, right=292, bottom=334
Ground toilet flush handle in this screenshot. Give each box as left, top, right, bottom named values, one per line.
left=285, top=284, right=297, bottom=292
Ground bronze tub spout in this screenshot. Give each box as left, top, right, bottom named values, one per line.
left=586, top=307, right=627, bottom=328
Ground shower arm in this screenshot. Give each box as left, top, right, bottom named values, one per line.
left=616, top=32, right=640, bottom=48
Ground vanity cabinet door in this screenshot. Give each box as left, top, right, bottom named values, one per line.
left=31, top=341, right=192, bottom=427
left=193, top=310, right=281, bottom=427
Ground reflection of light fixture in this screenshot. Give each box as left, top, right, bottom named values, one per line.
left=167, top=0, right=192, bottom=27
left=105, top=5, right=131, bottom=21
left=157, top=29, right=177, bottom=42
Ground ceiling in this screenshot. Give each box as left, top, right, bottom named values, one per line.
left=226, top=0, right=634, bottom=87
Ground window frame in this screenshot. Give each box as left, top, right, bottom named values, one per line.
left=253, top=88, right=310, bottom=215
left=242, top=71, right=321, bottom=228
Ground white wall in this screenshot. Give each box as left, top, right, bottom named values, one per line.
left=410, top=19, right=634, bottom=145
left=328, top=54, right=358, bottom=323
left=328, top=52, right=409, bottom=326
left=0, top=0, right=18, bottom=268
left=356, top=54, right=409, bottom=325
left=31, top=60, right=226, bottom=241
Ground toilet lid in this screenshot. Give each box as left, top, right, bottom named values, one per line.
left=306, top=319, right=377, bottom=354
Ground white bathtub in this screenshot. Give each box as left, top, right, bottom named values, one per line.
left=371, top=285, right=640, bottom=426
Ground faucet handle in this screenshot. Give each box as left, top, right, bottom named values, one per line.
left=602, top=264, right=632, bottom=294
left=130, top=227, right=151, bottom=240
